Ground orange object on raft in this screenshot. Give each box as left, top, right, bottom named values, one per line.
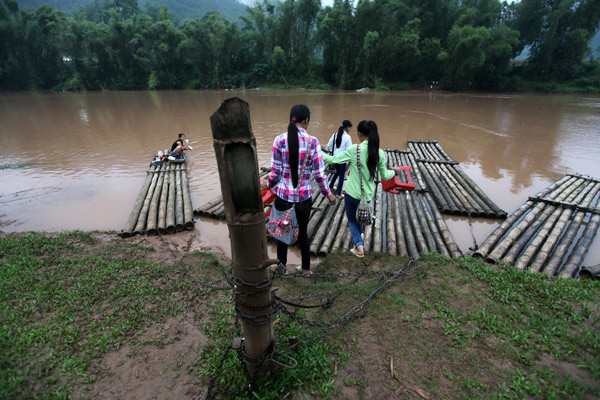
left=261, top=178, right=277, bottom=217
left=382, top=166, right=416, bottom=194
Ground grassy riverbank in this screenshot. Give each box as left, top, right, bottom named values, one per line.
left=1, top=231, right=599, bottom=399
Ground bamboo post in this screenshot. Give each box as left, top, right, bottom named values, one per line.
left=157, top=163, right=171, bottom=234
left=181, top=165, right=195, bottom=230
left=211, top=97, right=275, bottom=379
left=146, top=163, right=166, bottom=235
left=121, top=165, right=156, bottom=238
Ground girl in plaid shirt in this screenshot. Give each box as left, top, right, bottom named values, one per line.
left=262, top=104, right=337, bottom=276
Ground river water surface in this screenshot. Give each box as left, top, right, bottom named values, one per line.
left=1, top=90, right=599, bottom=265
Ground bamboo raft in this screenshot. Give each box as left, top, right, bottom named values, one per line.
left=473, top=174, right=600, bottom=277
left=121, top=162, right=194, bottom=238
left=408, top=140, right=507, bottom=219
left=194, top=150, right=462, bottom=259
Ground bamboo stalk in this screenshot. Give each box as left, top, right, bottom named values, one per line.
left=181, top=165, right=195, bottom=230
left=146, top=164, right=166, bottom=235
left=166, top=166, right=176, bottom=234
left=195, top=195, right=223, bottom=214
left=332, top=209, right=349, bottom=251
left=392, top=194, right=408, bottom=256
left=404, top=152, right=426, bottom=192
left=474, top=175, right=572, bottom=260
left=405, top=191, right=429, bottom=254
left=437, top=162, right=480, bottom=215
left=514, top=178, right=588, bottom=270
left=417, top=160, right=452, bottom=213
left=121, top=165, right=156, bottom=238
left=307, top=195, right=328, bottom=238
left=433, top=141, right=453, bottom=162
left=410, top=192, right=436, bottom=252
left=533, top=183, right=599, bottom=275
left=133, top=164, right=161, bottom=235
left=443, top=163, right=494, bottom=217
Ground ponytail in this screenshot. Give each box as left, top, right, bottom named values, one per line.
left=357, top=120, right=380, bottom=180
left=288, top=104, right=311, bottom=187
left=335, top=119, right=352, bottom=148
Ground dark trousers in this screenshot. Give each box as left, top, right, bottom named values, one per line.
left=274, top=196, right=312, bottom=270
left=329, top=163, right=347, bottom=195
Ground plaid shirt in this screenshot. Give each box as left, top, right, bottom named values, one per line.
left=268, top=128, right=332, bottom=203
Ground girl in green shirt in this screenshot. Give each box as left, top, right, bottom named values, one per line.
left=322, top=120, right=402, bottom=257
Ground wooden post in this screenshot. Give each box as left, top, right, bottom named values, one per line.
left=210, top=97, right=276, bottom=379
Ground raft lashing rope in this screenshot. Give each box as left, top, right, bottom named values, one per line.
left=121, top=162, right=194, bottom=238
left=473, top=174, right=600, bottom=278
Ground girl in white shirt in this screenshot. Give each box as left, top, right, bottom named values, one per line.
left=326, top=120, right=353, bottom=198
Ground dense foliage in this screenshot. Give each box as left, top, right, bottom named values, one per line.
left=1, top=0, right=599, bottom=91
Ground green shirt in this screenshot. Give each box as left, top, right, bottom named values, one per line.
left=322, top=140, right=396, bottom=201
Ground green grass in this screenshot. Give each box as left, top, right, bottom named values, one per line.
left=1, top=232, right=599, bottom=399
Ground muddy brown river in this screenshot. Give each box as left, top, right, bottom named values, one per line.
left=1, top=90, right=599, bottom=265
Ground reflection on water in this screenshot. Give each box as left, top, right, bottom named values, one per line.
left=1, top=90, right=599, bottom=264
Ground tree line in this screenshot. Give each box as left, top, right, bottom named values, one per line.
left=1, top=0, right=599, bottom=92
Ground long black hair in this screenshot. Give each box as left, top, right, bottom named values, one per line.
left=357, top=120, right=380, bottom=180
left=288, top=104, right=311, bottom=188
left=335, top=120, right=352, bottom=148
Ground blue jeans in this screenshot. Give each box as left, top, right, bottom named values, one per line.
left=344, top=193, right=364, bottom=248
left=329, top=163, right=347, bottom=195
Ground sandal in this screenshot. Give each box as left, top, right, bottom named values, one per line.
left=350, top=248, right=364, bottom=258
left=296, top=265, right=313, bottom=276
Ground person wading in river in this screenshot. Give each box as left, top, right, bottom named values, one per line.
left=323, top=120, right=403, bottom=257
left=261, top=104, right=336, bottom=275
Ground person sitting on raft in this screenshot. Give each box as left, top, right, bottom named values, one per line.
left=170, top=132, right=192, bottom=158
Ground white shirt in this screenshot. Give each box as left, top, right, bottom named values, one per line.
left=327, top=131, right=352, bottom=157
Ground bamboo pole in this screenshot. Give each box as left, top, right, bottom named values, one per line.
left=146, top=164, right=166, bottom=236
left=453, top=167, right=506, bottom=218
left=544, top=183, right=600, bottom=276
left=514, top=178, right=588, bottom=270
left=372, top=183, right=384, bottom=253
left=405, top=191, right=429, bottom=254
left=121, top=165, right=156, bottom=238
left=533, top=182, right=600, bottom=275
left=486, top=176, right=578, bottom=263
left=392, top=194, right=408, bottom=256
left=133, top=164, right=161, bottom=235
left=404, top=152, right=426, bottom=192
left=331, top=210, right=349, bottom=251
left=310, top=201, right=341, bottom=254
left=474, top=175, right=572, bottom=260
left=436, top=162, right=480, bottom=215
left=425, top=192, right=461, bottom=258
left=410, top=192, right=436, bottom=252
left=195, top=195, right=223, bottom=214
left=307, top=195, right=328, bottom=238
left=314, top=200, right=344, bottom=255
left=181, top=165, right=195, bottom=230
left=558, top=212, right=600, bottom=278
left=433, top=141, right=453, bottom=162
left=414, top=194, right=450, bottom=258
left=399, top=194, right=420, bottom=259
left=175, top=164, right=185, bottom=232
left=157, top=163, right=171, bottom=234
left=417, top=160, right=452, bottom=213
left=443, top=163, right=494, bottom=217
left=166, top=165, right=176, bottom=234
left=386, top=192, right=398, bottom=256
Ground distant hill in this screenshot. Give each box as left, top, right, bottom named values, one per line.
left=16, top=0, right=247, bottom=21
